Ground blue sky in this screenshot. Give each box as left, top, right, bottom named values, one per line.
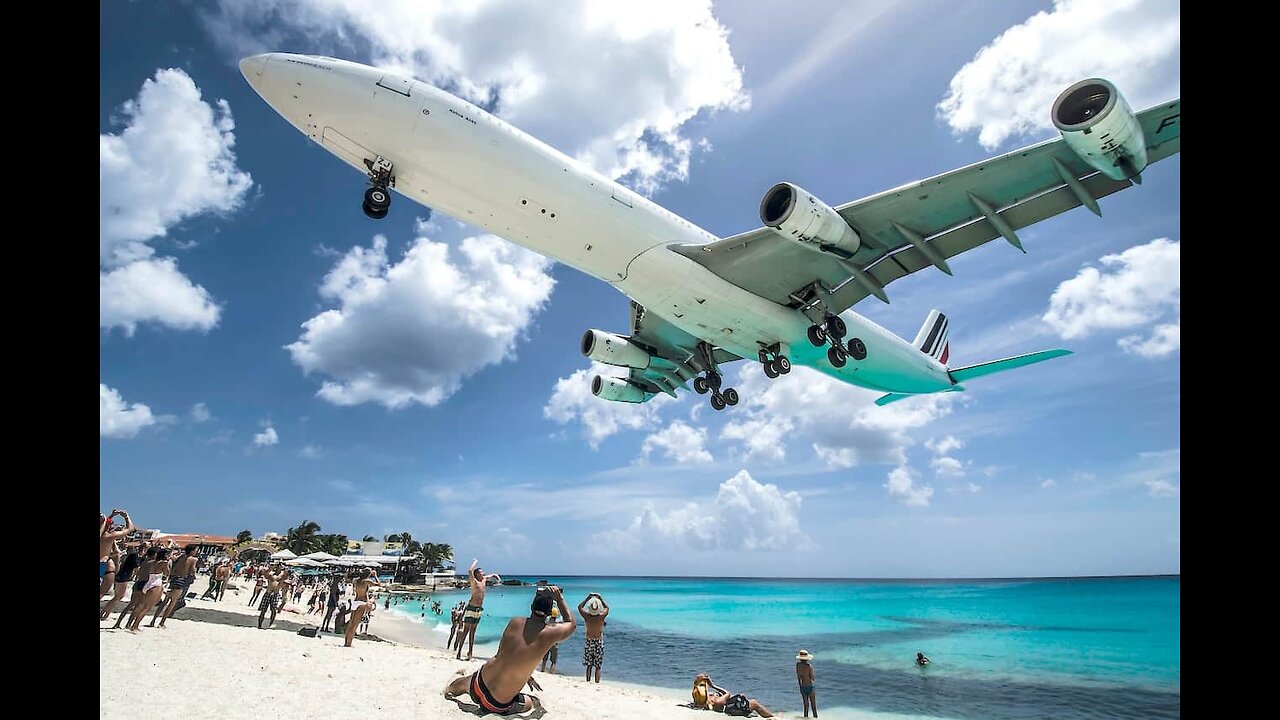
left=100, top=0, right=1180, bottom=578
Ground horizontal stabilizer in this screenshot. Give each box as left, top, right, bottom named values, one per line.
left=874, top=392, right=914, bottom=406
left=949, top=349, right=1072, bottom=383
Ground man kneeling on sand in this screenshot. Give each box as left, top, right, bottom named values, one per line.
left=444, top=585, right=576, bottom=715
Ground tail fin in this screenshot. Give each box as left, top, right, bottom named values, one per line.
left=948, top=349, right=1073, bottom=383
left=913, top=310, right=950, bottom=364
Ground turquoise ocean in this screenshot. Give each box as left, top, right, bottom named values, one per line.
left=385, top=576, right=1179, bottom=719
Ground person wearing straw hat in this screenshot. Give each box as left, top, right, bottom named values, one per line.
left=796, top=649, right=818, bottom=717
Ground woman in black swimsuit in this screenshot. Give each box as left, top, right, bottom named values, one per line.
left=101, top=543, right=143, bottom=621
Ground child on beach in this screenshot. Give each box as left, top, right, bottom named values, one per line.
left=796, top=649, right=818, bottom=718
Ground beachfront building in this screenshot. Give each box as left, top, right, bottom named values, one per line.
left=147, top=531, right=238, bottom=558
left=344, top=540, right=404, bottom=556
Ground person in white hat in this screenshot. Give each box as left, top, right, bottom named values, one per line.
left=795, top=649, right=817, bottom=717
left=577, top=592, right=610, bottom=683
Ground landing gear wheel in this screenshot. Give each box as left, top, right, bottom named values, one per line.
left=776, top=356, right=792, bottom=374
left=825, top=316, right=847, bottom=340
left=693, top=377, right=710, bottom=395
left=827, top=345, right=848, bottom=368
left=364, top=186, right=391, bottom=210
left=847, top=337, right=867, bottom=361
left=723, top=388, right=740, bottom=406
left=706, top=372, right=722, bottom=392
left=763, top=361, right=780, bottom=379
left=710, top=393, right=727, bottom=411
left=362, top=202, right=388, bottom=220
left=807, top=325, right=827, bottom=347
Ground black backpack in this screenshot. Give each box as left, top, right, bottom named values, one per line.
left=724, top=694, right=751, bottom=717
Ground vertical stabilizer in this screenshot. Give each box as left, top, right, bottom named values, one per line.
left=913, top=310, right=950, bottom=364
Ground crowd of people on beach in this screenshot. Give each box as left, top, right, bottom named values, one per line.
left=100, top=509, right=392, bottom=648
left=105, top=513, right=930, bottom=718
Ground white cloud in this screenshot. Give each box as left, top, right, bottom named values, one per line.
left=938, top=0, right=1180, bottom=149
left=100, top=68, right=251, bottom=333
left=884, top=466, right=934, bottom=507
left=965, top=482, right=982, bottom=494
left=593, top=470, right=807, bottom=553
left=927, top=436, right=964, bottom=456
left=932, top=456, right=966, bottom=479
left=300, top=444, right=323, bottom=459
left=253, top=426, right=279, bottom=447
left=640, top=421, right=713, bottom=464
left=190, top=402, right=211, bottom=423
left=100, top=258, right=221, bottom=336
left=544, top=363, right=671, bottom=448
left=1119, top=322, right=1180, bottom=358
left=1043, top=239, right=1179, bottom=357
left=720, top=365, right=957, bottom=469
left=100, top=383, right=157, bottom=439
left=720, top=416, right=792, bottom=462
left=1041, top=478, right=1057, bottom=488
left=287, top=229, right=555, bottom=409
left=204, top=0, right=747, bottom=194
left=1128, top=449, right=1179, bottom=498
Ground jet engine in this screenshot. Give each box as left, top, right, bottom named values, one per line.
left=1052, top=78, right=1148, bottom=182
left=759, top=182, right=861, bottom=258
left=592, top=375, right=648, bottom=403
left=581, top=329, right=651, bottom=369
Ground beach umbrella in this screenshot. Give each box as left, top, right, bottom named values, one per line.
left=270, top=549, right=297, bottom=560
left=302, top=551, right=338, bottom=561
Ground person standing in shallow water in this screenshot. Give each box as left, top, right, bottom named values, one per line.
left=796, top=649, right=818, bottom=717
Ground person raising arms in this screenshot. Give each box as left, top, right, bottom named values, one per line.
left=344, top=567, right=384, bottom=647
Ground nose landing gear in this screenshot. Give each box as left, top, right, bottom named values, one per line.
left=361, top=156, right=395, bottom=220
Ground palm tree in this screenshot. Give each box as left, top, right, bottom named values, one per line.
left=362, top=535, right=376, bottom=542
left=316, top=533, right=348, bottom=556
left=286, top=520, right=322, bottom=554
left=422, top=542, right=454, bottom=571
left=236, top=530, right=253, bottom=544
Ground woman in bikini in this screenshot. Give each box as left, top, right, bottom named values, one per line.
left=125, top=547, right=171, bottom=632
left=344, top=568, right=384, bottom=647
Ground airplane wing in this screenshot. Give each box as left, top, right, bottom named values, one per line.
left=618, top=301, right=743, bottom=397
left=672, top=100, right=1181, bottom=315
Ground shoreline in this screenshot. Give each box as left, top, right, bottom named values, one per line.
left=100, top=581, right=709, bottom=720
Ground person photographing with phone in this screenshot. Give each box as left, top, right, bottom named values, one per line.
left=444, top=584, right=576, bottom=715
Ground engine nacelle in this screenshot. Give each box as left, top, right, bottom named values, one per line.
left=581, top=329, right=651, bottom=369
left=1052, top=78, right=1148, bottom=182
left=759, top=182, right=861, bottom=258
left=592, top=375, right=648, bottom=403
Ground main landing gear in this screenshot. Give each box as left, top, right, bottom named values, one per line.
left=692, top=370, right=739, bottom=411
left=361, top=156, right=395, bottom=220
left=692, top=341, right=738, bottom=411
left=807, top=315, right=868, bottom=369
left=759, top=347, right=792, bottom=379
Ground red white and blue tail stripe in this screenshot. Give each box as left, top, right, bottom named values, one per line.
left=912, top=309, right=950, bottom=365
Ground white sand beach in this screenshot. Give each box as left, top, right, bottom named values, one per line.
left=99, top=582, right=701, bottom=720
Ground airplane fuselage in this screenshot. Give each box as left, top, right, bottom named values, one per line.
left=241, top=54, right=954, bottom=395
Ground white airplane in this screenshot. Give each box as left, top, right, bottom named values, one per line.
left=240, top=53, right=1180, bottom=410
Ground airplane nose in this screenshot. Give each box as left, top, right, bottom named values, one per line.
left=239, top=53, right=271, bottom=88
